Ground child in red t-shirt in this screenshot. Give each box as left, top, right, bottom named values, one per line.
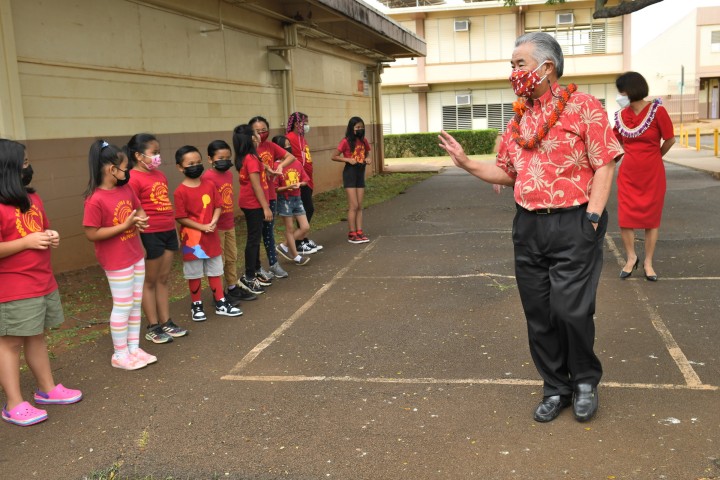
left=203, top=140, right=256, bottom=304
left=173, top=145, right=242, bottom=321
left=0, top=139, right=82, bottom=427
left=286, top=112, right=323, bottom=253
left=83, top=140, right=155, bottom=371
left=232, top=125, right=273, bottom=296
left=126, top=133, right=186, bottom=345
left=331, top=116, right=372, bottom=244
left=249, top=116, right=296, bottom=281
left=271, top=135, right=311, bottom=266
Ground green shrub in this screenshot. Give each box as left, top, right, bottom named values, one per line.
left=383, top=129, right=497, bottom=158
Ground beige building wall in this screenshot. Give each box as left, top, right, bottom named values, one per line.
left=632, top=11, right=698, bottom=97
left=0, top=0, right=392, bottom=272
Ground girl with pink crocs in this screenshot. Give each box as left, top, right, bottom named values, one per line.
left=83, top=140, right=156, bottom=371
left=0, top=139, right=82, bottom=427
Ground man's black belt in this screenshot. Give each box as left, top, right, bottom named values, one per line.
left=518, top=204, right=586, bottom=215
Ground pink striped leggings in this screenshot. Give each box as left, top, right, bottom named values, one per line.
left=104, top=259, right=145, bottom=356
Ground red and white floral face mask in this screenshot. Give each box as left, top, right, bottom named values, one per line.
left=509, top=62, right=548, bottom=98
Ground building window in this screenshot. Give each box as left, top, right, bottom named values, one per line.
left=442, top=106, right=472, bottom=130
left=524, top=9, right=622, bottom=56
left=442, top=104, right=513, bottom=131
left=712, top=31, right=720, bottom=53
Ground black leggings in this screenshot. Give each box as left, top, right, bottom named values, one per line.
left=241, top=207, right=264, bottom=279
left=300, top=185, right=314, bottom=223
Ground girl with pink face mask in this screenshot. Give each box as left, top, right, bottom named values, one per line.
left=126, top=133, right=188, bottom=346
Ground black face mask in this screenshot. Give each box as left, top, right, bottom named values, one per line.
left=355, top=129, right=365, bottom=139
left=113, top=167, right=131, bottom=187
left=184, top=164, right=204, bottom=179
left=285, top=147, right=293, bottom=155
left=213, top=160, right=232, bottom=172
left=21, top=165, right=34, bottom=186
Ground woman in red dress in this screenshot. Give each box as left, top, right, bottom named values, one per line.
left=614, top=72, right=675, bottom=281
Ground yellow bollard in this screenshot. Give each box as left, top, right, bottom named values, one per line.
left=684, top=126, right=689, bottom=147
left=680, top=126, right=684, bottom=147
left=715, top=129, right=718, bottom=157
left=696, top=128, right=700, bottom=151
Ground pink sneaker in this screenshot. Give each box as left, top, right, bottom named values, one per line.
left=130, top=348, right=157, bottom=365
left=2, top=401, right=48, bottom=426
left=34, top=384, right=83, bottom=405
left=111, top=353, right=147, bottom=371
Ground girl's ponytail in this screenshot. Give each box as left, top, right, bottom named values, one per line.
left=85, top=139, right=124, bottom=198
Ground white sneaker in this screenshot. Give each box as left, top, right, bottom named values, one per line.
left=215, top=299, right=243, bottom=317
left=191, top=302, right=207, bottom=322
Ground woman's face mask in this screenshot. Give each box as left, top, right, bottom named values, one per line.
left=616, top=94, right=630, bottom=108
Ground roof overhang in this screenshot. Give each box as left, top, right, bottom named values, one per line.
left=224, top=0, right=426, bottom=62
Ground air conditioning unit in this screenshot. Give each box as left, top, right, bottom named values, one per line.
left=454, top=19, right=469, bottom=32
left=556, top=12, right=574, bottom=25
left=456, top=94, right=471, bottom=106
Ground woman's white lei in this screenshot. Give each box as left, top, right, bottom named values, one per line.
left=614, top=98, right=661, bottom=139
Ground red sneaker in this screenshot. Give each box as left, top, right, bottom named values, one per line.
left=355, top=230, right=370, bottom=243
left=348, top=232, right=363, bottom=244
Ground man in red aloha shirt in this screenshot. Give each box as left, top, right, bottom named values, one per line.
left=439, top=32, right=623, bottom=424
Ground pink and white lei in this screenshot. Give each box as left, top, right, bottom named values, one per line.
left=614, top=98, right=662, bottom=139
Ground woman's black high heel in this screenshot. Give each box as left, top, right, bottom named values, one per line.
left=619, top=258, right=639, bottom=279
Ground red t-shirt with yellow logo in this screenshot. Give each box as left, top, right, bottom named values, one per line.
left=202, top=168, right=235, bottom=231
left=256, top=141, right=288, bottom=201
left=128, top=169, right=175, bottom=233
left=238, top=153, right=269, bottom=210
left=173, top=179, right=222, bottom=262
left=83, top=185, right=144, bottom=271
left=278, top=159, right=310, bottom=199
left=287, top=131, right=314, bottom=190
left=0, top=193, right=58, bottom=303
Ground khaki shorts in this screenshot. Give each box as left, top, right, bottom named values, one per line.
left=0, top=290, right=64, bottom=337
left=183, top=255, right=224, bottom=280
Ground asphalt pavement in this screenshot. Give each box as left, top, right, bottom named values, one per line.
left=1, top=146, right=719, bottom=479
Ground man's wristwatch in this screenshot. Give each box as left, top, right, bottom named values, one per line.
left=586, top=211, right=601, bottom=224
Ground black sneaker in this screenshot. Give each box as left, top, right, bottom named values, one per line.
left=191, top=301, right=207, bottom=322
left=239, top=275, right=265, bottom=295
left=160, top=319, right=188, bottom=338
left=255, top=270, right=273, bottom=286
left=298, top=242, right=317, bottom=255
left=225, top=287, right=256, bottom=304
left=215, top=299, right=243, bottom=317
left=145, top=324, right=173, bottom=344
left=306, top=239, right=323, bottom=251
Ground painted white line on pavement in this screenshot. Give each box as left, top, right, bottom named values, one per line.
left=221, top=374, right=718, bottom=391
left=609, top=277, right=720, bottom=281
left=353, top=273, right=516, bottom=280
left=605, top=235, right=704, bottom=387
left=223, top=238, right=379, bottom=377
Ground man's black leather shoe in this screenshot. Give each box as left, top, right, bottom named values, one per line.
left=573, top=384, right=598, bottom=422
left=533, top=395, right=571, bottom=422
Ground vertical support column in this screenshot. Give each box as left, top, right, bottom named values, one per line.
left=622, top=12, right=632, bottom=71
left=0, top=0, right=26, bottom=139
left=371, top=64, right=385, bottom=174
left=414, top=14, right=428, bottom=133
